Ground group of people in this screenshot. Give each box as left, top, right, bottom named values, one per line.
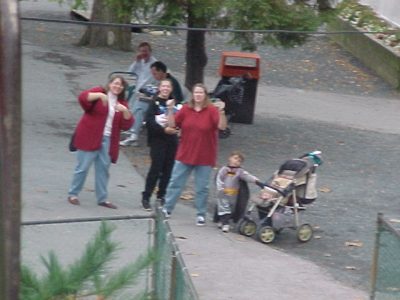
left=67, top=41, right=263, bottom=231
left=119, top=42, right=183, bottom=147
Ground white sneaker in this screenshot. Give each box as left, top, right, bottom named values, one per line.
left=196, top=216, right=205, bottom=226
left=161, top=208, right=170, bottom=219
left=222, top=224, right=230, bottom=233
left=119, top=134, right=138, bottom=146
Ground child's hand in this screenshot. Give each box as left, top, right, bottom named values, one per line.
left=255, top=180, right=265, bottom=189
left=259, top=190, right=273, bottom=201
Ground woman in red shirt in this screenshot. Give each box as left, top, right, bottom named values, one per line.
left=68, top=75, right=134, bottom=209
left=162, top=83, right=227, bottom=225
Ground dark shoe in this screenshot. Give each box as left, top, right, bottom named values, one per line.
left=157, top=197, right=165, bottom=206
left=142, top=199, right=152, bottom=211
left=68, top=196, right=80, bottom=205
left=98, top=201, right=117, bottom=209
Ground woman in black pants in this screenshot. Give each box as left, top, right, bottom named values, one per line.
left=141, top=79, right=180, bottom=210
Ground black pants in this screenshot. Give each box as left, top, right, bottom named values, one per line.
left=143, top=140, right=177, bottom=200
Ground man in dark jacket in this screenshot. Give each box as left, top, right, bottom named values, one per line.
left=150, top=61, right=184, bottom=104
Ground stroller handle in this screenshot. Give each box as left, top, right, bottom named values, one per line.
left=299, top=150, right=323, bottom=166
left=263, top=183, right=294, bottom=197
left=108, top=71, right=138, bottom=78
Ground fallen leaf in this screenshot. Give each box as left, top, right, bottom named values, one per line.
left=319, top=187, right=332, bottom=193
left=191, top=273, right=200, bottom=277
left=180, top=193, right=194, bottom=200
left=345, top=266, right=357, bottom=270
left=345, top=241, right=363, bottom=247
left=176, top=236, right=187, bottom=240
left=235, top=236, right=246, bottom=242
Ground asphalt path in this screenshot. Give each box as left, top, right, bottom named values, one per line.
left=20, top=0, right=400, bottom=295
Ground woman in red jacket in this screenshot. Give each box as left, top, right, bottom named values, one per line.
left=68, top=75, right=134, bottom=209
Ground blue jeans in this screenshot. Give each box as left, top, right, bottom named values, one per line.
left=164, top=160, right=212, bottom=217
left=129, top=99, right=149, bottom=134
left=68, top=136, right=111, bottom=203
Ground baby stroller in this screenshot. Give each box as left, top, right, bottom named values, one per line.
left=237, top=151, right=322, bottom=244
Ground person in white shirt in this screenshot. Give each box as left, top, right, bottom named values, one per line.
left=120, top=42, right=157, bottom=146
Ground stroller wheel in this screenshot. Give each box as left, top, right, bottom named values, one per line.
left=257, top=226, right=275, bottom=244
left=297, top=223, right=313, bottom=242
left=238, top=219, right=257, bottom=237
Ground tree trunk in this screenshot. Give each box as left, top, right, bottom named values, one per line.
left=78, top=0, right=109, bottom=47
left=108, top=13, right=132, bottom=51
left=79, top=0, right=132, bottom=51
left=184, top=6, right=208, bottom=90
left=317, top=0, right=336, bottom=10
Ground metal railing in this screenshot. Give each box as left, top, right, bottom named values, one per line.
left=153, top=209, right=199, bottom=300
left=370, top=213, right=400, bottom=300
left=21, top=213, right=199, bottom=300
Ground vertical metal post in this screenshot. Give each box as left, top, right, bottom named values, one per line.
left=169, top=254, right=177, bottom=300
left=0, top=0, right=22, bottom=298
left=370, top=213, right=383, bottom=300
left=151, top=211, right=161, bottom=298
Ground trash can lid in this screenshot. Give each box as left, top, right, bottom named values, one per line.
left=221, top=51, right=261, bottom=60
left=219, top=51, right=261, bottom=79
